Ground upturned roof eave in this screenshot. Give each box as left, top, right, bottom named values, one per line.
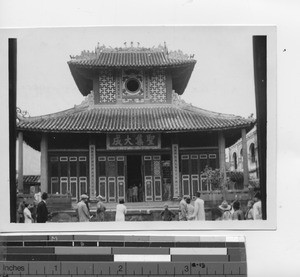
left=17, top=123, right=255, bottom=134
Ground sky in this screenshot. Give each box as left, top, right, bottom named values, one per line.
left=1, top=26, right=275, bottom=118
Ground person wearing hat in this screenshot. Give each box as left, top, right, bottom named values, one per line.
left=96, top=195, right=106, bottom=222
left=77, top=194, right=90, bottom=222
left=218, top=200, right=232, bottom=220
left=160, top=203, right=175, bottom=221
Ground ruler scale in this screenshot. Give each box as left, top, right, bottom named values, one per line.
left=0, top=235, right=247, bottom=276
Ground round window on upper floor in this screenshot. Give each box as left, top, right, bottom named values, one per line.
left=125, top=77, right=141, bottom=94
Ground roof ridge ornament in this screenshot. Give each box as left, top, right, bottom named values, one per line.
left=172, top=91, right=189, bottom=107
left=76, top=91, right=95, bottom=108
left=16, top=107, right=29, bottom=122
left=70, top=42, right=194, bottom=60
left=168, top=49, right=193, bottom=60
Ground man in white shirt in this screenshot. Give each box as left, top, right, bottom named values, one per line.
left=190, top=191, right=206, bottom=221
left=253, top=192, right=262, bottom=220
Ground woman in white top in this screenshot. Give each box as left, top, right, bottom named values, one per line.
left=115, top=199, right=127, bottom=221
left=23, top=203, right=33, bottom=223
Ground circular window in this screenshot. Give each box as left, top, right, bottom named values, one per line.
left=125, top=78, right=140, bottom=94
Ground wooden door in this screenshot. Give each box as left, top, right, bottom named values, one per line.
left=143, top=155, right=162, bottom=201
left=97, top=155, right=126, bottom=202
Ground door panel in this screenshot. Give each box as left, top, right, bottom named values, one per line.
left=143, top=155, right=162, bottom=201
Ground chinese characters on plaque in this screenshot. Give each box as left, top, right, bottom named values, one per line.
left=107, top=133, right=161, bottom=149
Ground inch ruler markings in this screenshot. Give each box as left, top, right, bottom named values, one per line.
left=0, top=235, right=247, bottom=276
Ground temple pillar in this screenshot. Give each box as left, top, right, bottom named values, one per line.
left=218, top=131, right=226, bottom=184
left=40, top=133, right=48, bottom=193
left=89, top=137, right=96, bottom=200
left=17, top=132, right=24, bottom=193
left=242, top=128, right=249, bottom=187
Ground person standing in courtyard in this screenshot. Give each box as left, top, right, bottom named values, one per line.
left=96, top=195, right=106, bottom=222
left=132, top=184, right=138, bottom=202
left=244, top=200, right=254, bottom=220
left=179, top=196, right=188, bottom=221
left=189, top=191, right=205, bottom=221
left=115, top=199, right=127, bottom=221
left=36, top=192, right=50, bottom=223
left=232, top=201, right=244, bottom=220
left=253, top=192, right=262, bottom=220
left=77, top=194, right=91, bottom=222
left=186, top=197, right=195, bottom=221
left=23, top=203, right=33, bottom=223
left=160, top=204, right=175, bottom=221
left=17, top=196, right=26, bottom=223
left=218, top=200, right=232, bottom=220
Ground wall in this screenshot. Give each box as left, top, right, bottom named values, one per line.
left=93, top=69, right=172, bottom=105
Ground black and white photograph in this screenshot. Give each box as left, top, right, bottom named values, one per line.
left=1, top=26, right=276, bottom=230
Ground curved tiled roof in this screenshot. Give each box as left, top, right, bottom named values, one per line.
left=68, top=51, right=196, bottom=68
left=68, top=45, right=196, bottom=96
left=17, top=104, right=255, bottom=133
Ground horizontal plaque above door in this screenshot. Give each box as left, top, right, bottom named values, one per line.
left=107, top=133, right=161, bottom=150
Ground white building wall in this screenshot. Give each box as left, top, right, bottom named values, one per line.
left=228, top=126, right=258, bottom=179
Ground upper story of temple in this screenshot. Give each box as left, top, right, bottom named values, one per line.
left=68, top=43, right=196, bottom=105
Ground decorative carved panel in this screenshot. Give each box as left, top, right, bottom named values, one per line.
left=99, top=74, right=116, bottom=103
left=150, top=70, right=167, bottom=103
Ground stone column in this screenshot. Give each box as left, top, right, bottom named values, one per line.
left=242, top=128, right=249, bottom=187
left=40, top=133, right=48, bottom=193
left=218, top=131, right=226, bottom=185
left=17, top=132, right=24, bottom=193
left=89, top=137, right=96, bottom=200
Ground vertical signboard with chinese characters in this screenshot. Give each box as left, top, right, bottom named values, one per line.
left=107, top=133, right=161, bottom=150
left=172, top=144, right=180, bottom=198
left=89, top=144, right=96, bottom=199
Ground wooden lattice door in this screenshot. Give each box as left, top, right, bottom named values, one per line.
left=143, top=155, right=162, bottom=201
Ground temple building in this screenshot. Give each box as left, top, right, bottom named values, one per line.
left=17, top=43, right=255, bottom=203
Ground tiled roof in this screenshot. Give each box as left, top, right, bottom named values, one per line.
left=17, top=104, right=255, bottom=133
left=68, top=52, right=196, bottom=68
left=68, top=45, right=196, bottom=68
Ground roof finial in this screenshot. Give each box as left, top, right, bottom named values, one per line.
left=137, top=42, right=140, bottom=48
left=131, top=41, right=133, bottom=48
left=164, top=41, right=168, bottom=55
left=124, top=42, right=127, bottom=47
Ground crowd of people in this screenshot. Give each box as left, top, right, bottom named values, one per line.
left=17, top=190, right=262, bottom=223
left=17, top=192, right=52, bottom=223
left=76, top=194, right=127, bottom=222
left=176, top=191, right=262, bottom=221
